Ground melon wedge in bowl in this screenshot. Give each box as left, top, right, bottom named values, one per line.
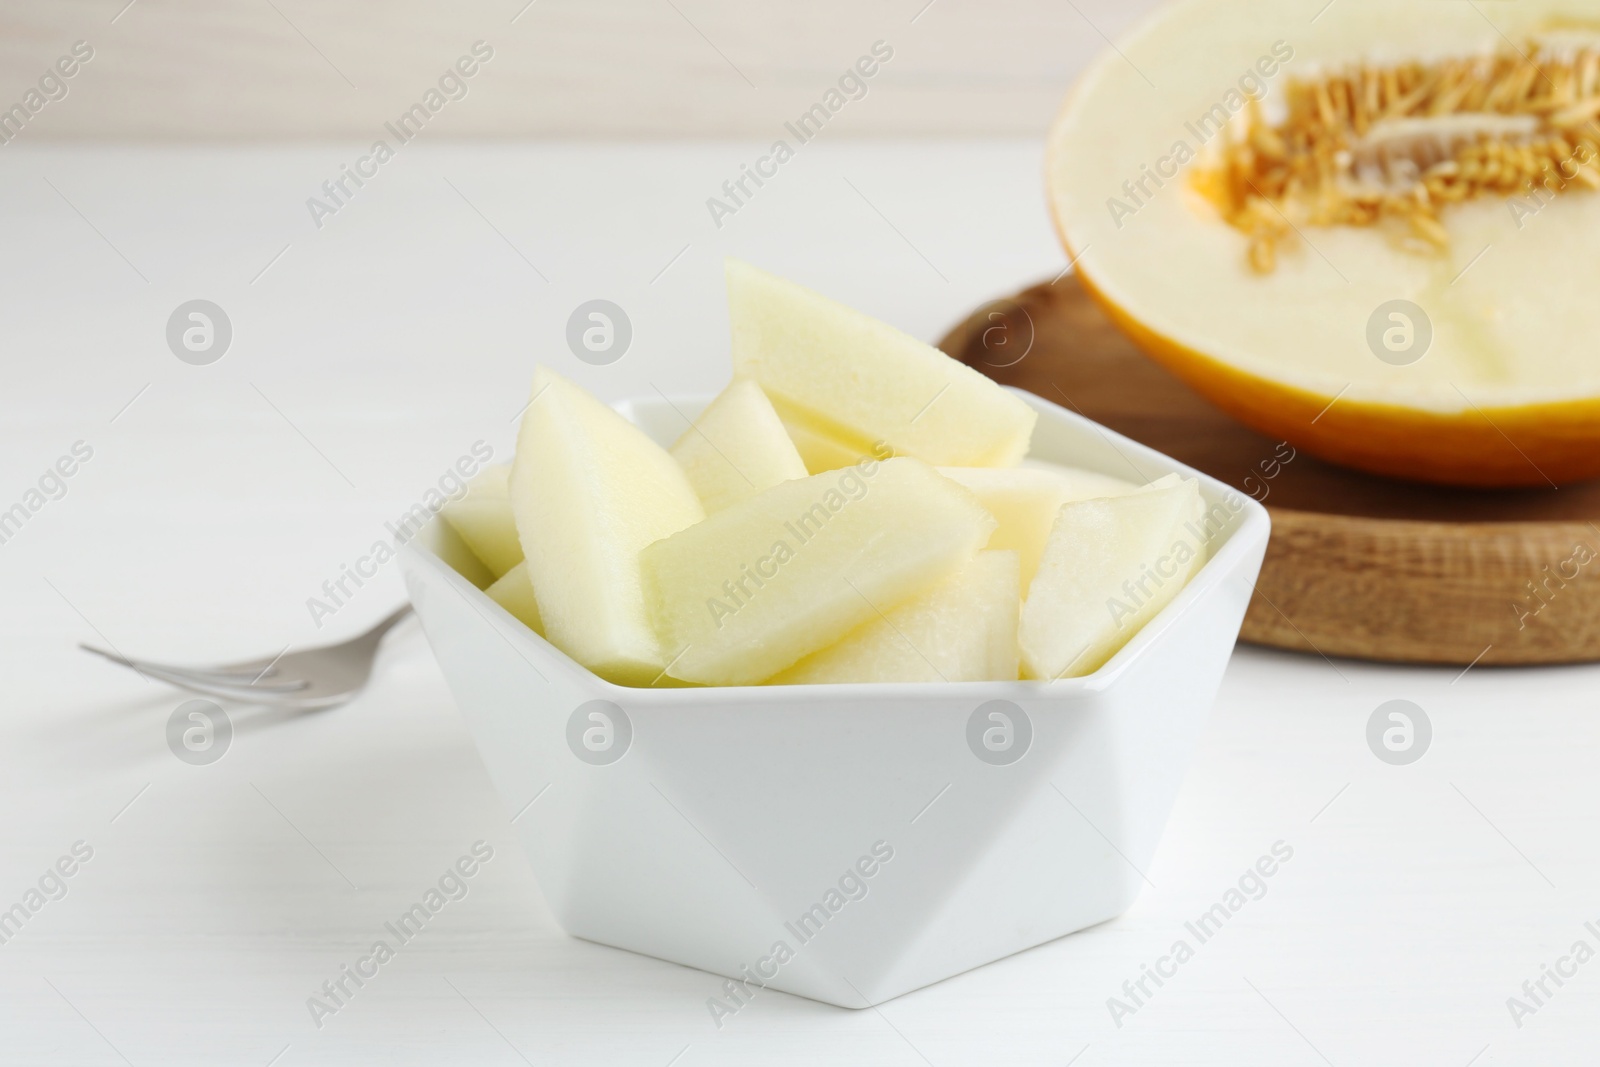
left=1046, top=0, right=1600, bottom=486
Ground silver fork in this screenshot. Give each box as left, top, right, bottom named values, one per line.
left=80, top=604, right=413, bottom=710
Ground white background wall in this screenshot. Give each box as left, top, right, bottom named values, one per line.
left=0, top=0, right=1165, bottom=139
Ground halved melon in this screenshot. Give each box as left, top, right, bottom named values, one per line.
left=1047, top=0, right=1600, bottom=486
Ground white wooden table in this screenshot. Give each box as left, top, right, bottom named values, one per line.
left=1, top=141, right=1596, bottom=1066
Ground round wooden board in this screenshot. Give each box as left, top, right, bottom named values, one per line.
left=937, top=277, right=1600, bottom=667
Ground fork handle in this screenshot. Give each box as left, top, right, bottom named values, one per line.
left=365, top=603, right=414, bottom=641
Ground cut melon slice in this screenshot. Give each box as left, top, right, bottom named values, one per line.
left=511, top=367, right=705, bottom=685
left=1020, top=478, right=1204, bottom=679
left=938, top=465, right=1138, bottom=588
left=670, top=381, right=807, bottom=513
left=440, top=465, right=523, bottom=578
left=768, top=550, right=1020, bottom=685
left=782, top=414, right=882, bottom=475
left=642, top=457, right=997, bottom=686
left=1022, top=457, right=1139, bottom=483
left=1046, top=0, right=1600, bottom=485
left=727, top=260, right=1037, bottom=467
left=487, top=561, right=544, bottom=635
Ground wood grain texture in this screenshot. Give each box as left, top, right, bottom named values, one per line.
left=0, top=0, right=1157, bottom=139
left=938, top=278, right=1600, bottom=666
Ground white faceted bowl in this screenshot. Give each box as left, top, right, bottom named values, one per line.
left=399, top=388, right=1270, bottom=1009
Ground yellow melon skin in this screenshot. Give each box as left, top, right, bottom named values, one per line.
left=1074, top=267, right=1600, bottom=488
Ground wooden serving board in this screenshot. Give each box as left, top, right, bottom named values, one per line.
left=938, top=277, right=1600, bottom=667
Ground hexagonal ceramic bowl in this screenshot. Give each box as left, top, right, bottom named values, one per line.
left=399, top=388, right=1270, bottom=1009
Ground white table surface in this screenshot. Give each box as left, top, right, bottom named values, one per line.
left=2, top=140, right=1597, bottom=1066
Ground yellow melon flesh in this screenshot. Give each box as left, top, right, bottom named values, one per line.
left=727, top=260, right=1036, bottom=467
left=511, top=368, right=705, bottom=685
left=1046, top=0, right=1600, bottom=485
left=440, top=465, right=523, bottom=578
left=1020, top=478, right=1204, bottom=679
left=768, top=550, right=1020, bottom=685
left=642, top=457, right=997, bottom=686
left=670, top=381, right=807, bottom=513
left=938, top=465, right=1139, bottom=588
left=782, top=414, right=881, bottom=475
left=486, top=561, right=544, bottom=635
